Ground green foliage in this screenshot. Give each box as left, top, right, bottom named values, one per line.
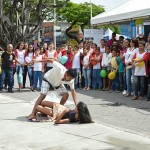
left=95, top=25, right=121, bottom=34
left=57, top=2, right=104, bottom=28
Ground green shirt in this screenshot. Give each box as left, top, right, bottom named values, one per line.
left=116, top=56, right=124, bottom=72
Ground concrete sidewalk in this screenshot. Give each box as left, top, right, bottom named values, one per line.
left=0, top=94, right=150, bottom=150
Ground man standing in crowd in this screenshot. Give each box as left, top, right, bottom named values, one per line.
left=0, top=44, right=15, bottom=93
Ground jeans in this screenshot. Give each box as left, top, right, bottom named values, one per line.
left=123, top=72, right=127, bottom=91
left=92, top=69, right=102, bottom=89
left=112, top=72, right=119, bottom=91
left=23, top=65, right=28, bottom=87
left=74, top=68, right=80, bottom=88
left=16, top=65, right=24, bottom=84
left=0, top=68, right=13, bottom=90
left=126, top=68, right=134, bottom=94
left=134, top=76, right=145, bottom=97
left=27, top=66, right=34, bottom=87
left=119, top=72, right=124, bottom=91
left=147, top=73, right=150, bottom=99
left=82, top=68, right=91, bottom=87
left=34, top=71, right=43, bottom=89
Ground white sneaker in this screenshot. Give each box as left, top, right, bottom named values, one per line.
left=122, top=90, right=127, bottom=95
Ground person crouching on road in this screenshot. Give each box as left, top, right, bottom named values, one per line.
left=27, top=60, right=78, bottom=121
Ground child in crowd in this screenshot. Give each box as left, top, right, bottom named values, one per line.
left=116, top=51, right=125, bottom=92
left=0, top=44, right=15, bottom=93
left=81, top=47, right=92, bottom=91
left=101, top=46, right=112, bottom=91
left=111, top=49, right=119, bottom=91
left=33, top=48, right=44, bottom=91
left=15, top=41, right=26, bottom=91
left=25, top=44, right=34, bottom=91
left=91, top=47, right=102, bottom=90
left=56, top=46, right=62, bottom=63
left=100, top=39, right=106, bottom=55
left=132, top=41, right=149, bottom=100
left=72, top=45, right=81, bottom=89
left=63, top=45, right=73, bottom=69
left=44, top=42, right=58, bottom=72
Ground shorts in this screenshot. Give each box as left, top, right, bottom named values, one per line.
left=41, top=80, right=68, bottom=96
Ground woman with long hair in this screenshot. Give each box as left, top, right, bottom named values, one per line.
left=25, top=44, right=34, bottom=91
left=14, top=41, right=26, bottom=91
left=29, top=101, right=94, bottom=124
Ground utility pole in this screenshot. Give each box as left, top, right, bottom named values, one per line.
left=90, top=0, right=93, bottom=29
left=53, top=0, right=56, bottom=50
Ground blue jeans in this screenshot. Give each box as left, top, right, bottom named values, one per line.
left=34, top=71, right=43, bottom=89
left=16, top=65, right=24, bottom=84
left=92, top=69, right=102, bottom=89
left=27, top=66, right=34, bottom=87
left=134, top=76, right=145, bottom=97
left=74, top=68, right=80, bottom=88
left=112, top=72, right=120, bottom=91
left=82, top=68, right=91, bottom=87
left=119, top=72, right=124, bottom=91
left=126, top=68, right=134, bottom=94
left=0, top=68, right=14, bottom=90
left=147, top=73, right=150, bottom=99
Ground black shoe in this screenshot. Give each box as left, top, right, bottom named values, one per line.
left=8, top=89, right=14, bottom=93
left=146, top=98, right=150, bottom=101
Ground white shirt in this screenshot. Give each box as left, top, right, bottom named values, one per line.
left=124, top=47, right=139, bottom=64
left=83, top=54, right=90, bottom=69
left=134, top=51, right=146, bottom=76
left=16, top=49, right=25, bottom=65
left=72, top=51, right=80, bottom=69
left=93, top=55, right=101, bottom=69
left=44, top=61, right=74, bottom=89
left=101, top=53, right=112, bottom=67
left=46, top=50, right=57, bottom=67
left=34, top=55, right=43, bottom=71
left=100, top=46, right=105, bottom=55
left=79, top=48, right=83, bottom=54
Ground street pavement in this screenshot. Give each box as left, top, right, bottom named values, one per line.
left=0, top=78, right=150, bottom=149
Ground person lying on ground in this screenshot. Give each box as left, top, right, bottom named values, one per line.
left=27, top=60, right=78, bottom=120
left=30, top=100, right=94, bottom=124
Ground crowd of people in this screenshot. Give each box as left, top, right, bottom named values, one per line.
left=0, top=32, right=150, bottom=102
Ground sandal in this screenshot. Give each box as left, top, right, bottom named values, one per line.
left=131, top=96, right=138, bottom=100
left=83, top=87, right=87, bottom=90
left=139, top=96, right=144, bottom=100
left=27, top=118, right=40, bottom=122
left=86, top=87, right=90, bottom=91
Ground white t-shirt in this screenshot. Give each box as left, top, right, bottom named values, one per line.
left=93, top=55, right=101, bottom=69
left=79, top=48, right=83, bottom=54
left=134, top=51, right=147, bottom=76
left=34, top=55, right=43, bottom=71
left=72, top=51, right=80, bottom=69
left=44, top=61, right=74, bottom=89
left=46, top=50, right=57, bottom=67
left=83, top=54, right=91, bottom=69
left=28, top=52, right=34, bottom=60
left=124, top=47, right=139, bottom=64
left=100, top=46, right=105, bottom=55
left=16, top=49, right=25, bottom=65
left=101, top=53, right=112, bottom=67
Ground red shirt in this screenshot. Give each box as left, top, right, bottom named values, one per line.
left=64, top=52, right=73, bottom=69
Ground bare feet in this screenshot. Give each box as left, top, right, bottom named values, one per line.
left=26, top=114, right=36, bottom=119
left=86, top=87, right=90, bottom=91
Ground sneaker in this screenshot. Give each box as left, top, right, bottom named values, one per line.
left=122, top=90, right=127, bottom=95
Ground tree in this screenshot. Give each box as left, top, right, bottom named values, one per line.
left=0, top=0, right=69, bottom=48
left=57, top=2, right=105, bottom=44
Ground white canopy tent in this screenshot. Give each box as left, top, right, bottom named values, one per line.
left=91, top=0, right=150, bottom=25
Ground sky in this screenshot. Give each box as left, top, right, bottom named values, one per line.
left=70, top=0, right=129, bottom=11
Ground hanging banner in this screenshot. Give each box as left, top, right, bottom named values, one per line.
left=84, top=29, right=104, bottom=46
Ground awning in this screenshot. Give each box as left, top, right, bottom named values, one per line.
left=91, top=0, right=150, bottom=25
